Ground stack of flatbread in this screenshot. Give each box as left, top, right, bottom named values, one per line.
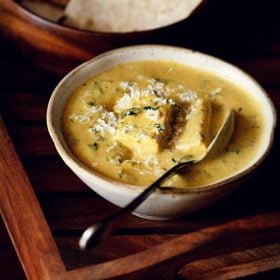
left=21, top=0, right=202, bottom=33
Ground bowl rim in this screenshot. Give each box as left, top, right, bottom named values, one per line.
left=14, top=0, right=207, bottom=36
left=47, top=44, right=277, bottom=195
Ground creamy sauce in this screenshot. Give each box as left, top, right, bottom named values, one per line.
left=62, top=60, right=265, bottom=188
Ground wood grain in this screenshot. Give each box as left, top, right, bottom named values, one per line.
left=60, top=213, right=280, bottom=280
left=1, top=112, right=280, bottom=280
left=1, top=0, right=280, bottom=278
left=0, top=116, right=65, bottom=279
left=178, top=243, right=280, bottom=280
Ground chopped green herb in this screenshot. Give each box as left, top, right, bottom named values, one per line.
left=233, top=148, right=241, bottom=155
left=121, top=108, right=142, bottom=119
left=154, top=123, right=164, bottom=133
left=88, top=142, right=99, bottom=150
left=144, top=106, right=160, bottom=110
left=154, top=77, right=169, bottom=84
left=226, top=147, right=241, bottom=155
left=201, top=79, right=210, bottom=85
left=238, top=107, right=243, bottom=112
left=179, top=155, right=193, bottom=163
left=251, top=124, right=260, bottom=129
left=93, top=80, right=112, bottom=94
left=93, top=81, right=104, bottom=94
left=87, top=101, right=95, bottom=106
left=213, top=91, right=222, bottom=96
left=172, top=158, right=177, bottom=163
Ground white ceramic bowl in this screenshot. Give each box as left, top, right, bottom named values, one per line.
left=47, top=45, right=276, bottom=220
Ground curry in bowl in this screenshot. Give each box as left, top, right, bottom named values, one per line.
left=61, top=59, right=265, bottom=188
left=47, top=45, right=275, bottom=219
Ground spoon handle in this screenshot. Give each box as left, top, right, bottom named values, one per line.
left=79, top=161, right=192, bottom=250
left=79, top=110, right=234, bottom=250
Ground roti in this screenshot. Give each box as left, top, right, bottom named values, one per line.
left=63, top=0, right=203, bottom=32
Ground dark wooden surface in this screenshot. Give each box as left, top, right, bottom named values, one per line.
left=0, top=0, right=280, bottom=279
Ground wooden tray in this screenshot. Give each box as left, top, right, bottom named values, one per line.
left=1, top=115, right=280, bottom=280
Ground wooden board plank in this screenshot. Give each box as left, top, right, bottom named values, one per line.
left=60, top=213, right=280, bottom=280
left=1, top=2, right=280, bottom=277
left=2, top=113, right=280, bottom=279
left=0, top=116, right=66, bottom=279
left=178, top=243, right=280, bottom=280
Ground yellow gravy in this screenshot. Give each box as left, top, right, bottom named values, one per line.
left=62, top=60, right=265, bottom=188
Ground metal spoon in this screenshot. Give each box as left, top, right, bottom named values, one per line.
left=79, top=109, right=235, bottom=250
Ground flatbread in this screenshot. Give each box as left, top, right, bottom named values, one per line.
left=63, top=0, right=202, bottom=33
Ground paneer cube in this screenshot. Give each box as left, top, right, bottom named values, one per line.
left=116, top=120, right=159, bottom=155
left=176, top=98, right=211, bottom=158
left=115, top=103, right=175, bottom=155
